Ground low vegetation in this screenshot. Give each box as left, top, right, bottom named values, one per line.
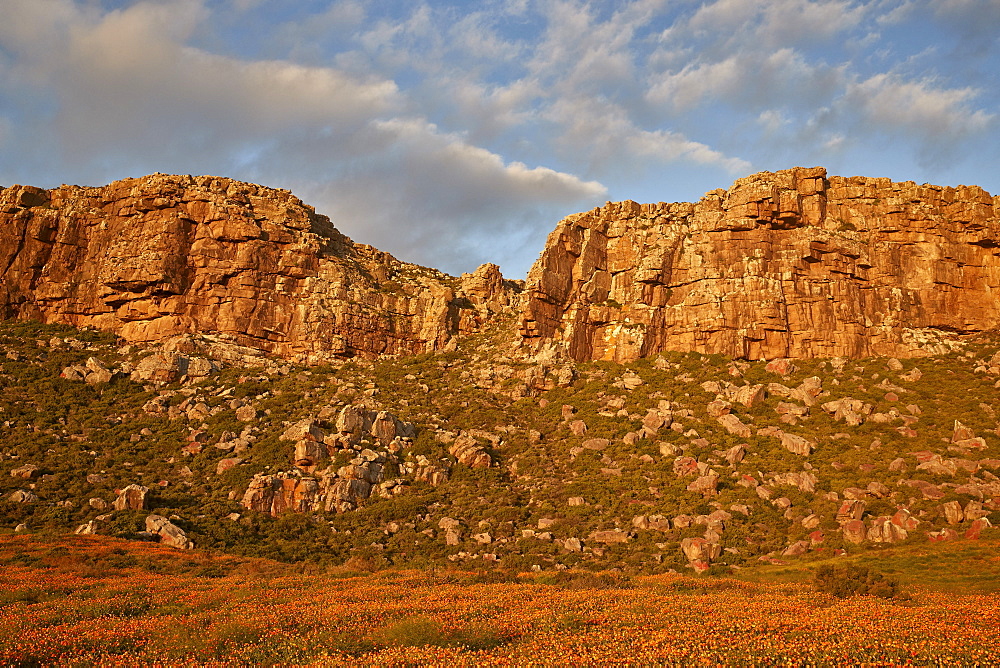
left=2, top=535, right=999, bottom=665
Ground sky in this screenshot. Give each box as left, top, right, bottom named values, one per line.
left=1, top=0, right=998, bottom=278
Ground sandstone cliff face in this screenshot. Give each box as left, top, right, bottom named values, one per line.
left=0, top=175, right=516, bottom=362
left=519, top=167, right=1000, bottom=362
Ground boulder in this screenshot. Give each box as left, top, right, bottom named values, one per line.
left=10, top=464, right=39, bottom=479
left=717, top=414, right=752, bottom=438
left=448, top=433, right=492, bottom=468
left=589, top=529, right=631, bottom=544
left=145, top=514, right=193, bottom=549
left=680, top=537, right=721, bottom=564
left=9, top=489, right=38, bottom=503
left=113, top=484, right=149, bottom=511
left=842, top=519, right=867, bottom=544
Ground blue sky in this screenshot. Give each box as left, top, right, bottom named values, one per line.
left=1, top=0, right=998, bottom=277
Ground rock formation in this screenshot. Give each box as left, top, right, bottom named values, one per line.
left=519, top=166, right=1000, bottom=361
left=0, top=175, right=518, bottom=362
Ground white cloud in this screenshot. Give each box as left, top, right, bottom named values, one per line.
left=688, top=0, right=867, bottom=48
left=647, top=48, right=843, bottom=113
left=296, top=117, right=607, bottom=275
left=845, top=74, right=994, bottom=139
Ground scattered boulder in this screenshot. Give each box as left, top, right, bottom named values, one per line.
left=779, top=431, right=815, bottom=456
left=10, top=464, right=39, bottom=479
left=145, top=514, right=193, bottom=549
left=448, top=433, right=492, bottom=468
left=687, top=474, right=719, bottom=496
left=589, top=529, right=631, bottom=544
left=130, top=353, right=218, bottom=385
left=842, top=519, right=867, bottom=544
left=582, top=438, right=610, bottom=451
left=680, top=537, right=721, bottom=569
left=765, top=359, right=797, bottom=376
left=9, top=489, right=38, bottom=503
left=113, top=484, right=149, bottom=511
left=717, top=413, right=752, bottom=438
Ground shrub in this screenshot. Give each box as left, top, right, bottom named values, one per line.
left=375, top=616, right=511, bottom=650
left=813, top=564, right=908, bottom=600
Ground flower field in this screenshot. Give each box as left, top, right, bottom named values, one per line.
left=3, top=535, right=1000, bottom=666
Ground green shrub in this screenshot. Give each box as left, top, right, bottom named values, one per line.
left=813, top=564, right=908, bottom=600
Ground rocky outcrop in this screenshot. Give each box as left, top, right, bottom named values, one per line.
left=0, top=175, right=518, bottom=362
left=519, top=167, right=1000, bottom=362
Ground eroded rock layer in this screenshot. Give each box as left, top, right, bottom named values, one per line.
left=0, top=174, right=516, bottom=361
left=520, top=167, right=1000, bottom=362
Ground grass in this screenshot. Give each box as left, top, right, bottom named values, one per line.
left=734, top=536, right=1000, bottom=594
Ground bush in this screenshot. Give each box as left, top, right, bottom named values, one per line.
left=813, top=564, right=908, bottom=600
left=375, top=616, right=512, bottom=650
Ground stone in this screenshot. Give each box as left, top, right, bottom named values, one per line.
left=952, top=420, right=976, bottom=443
left=867, top=516, right=908, bottom=543
left=782, top=540, right=810, bottom=557
left=717, top=414, right=752, bottom=438
left=562, top=537, right=582, bottom=552
left=581, top=438, right=610, bottom=451
left=10, top=464, right=39, bottom=479
left=589, top=529, right=631, bottom=544
left=680, top=537, right=721, bottom=564
left=673, top=456, right=699, bottom=477
left=9, top=489, right=38, bottom=503
left=891, top=509, right=920, bottom=531
left=842, top=519, right=867, bottom=544
left=731, top=384, right=766, bottom=408
left=145, top=514, right=193, bottom=549
left=723, top=444, right=746, bottom=464
left=568, top=419, right=588, bottom=436
left=836, top=500, right=866, bottom=523
left=130, top=353, right=217, bottom=386
left=518, top=167, right=1000, bottom=362
left=778, top=431, right=815, bottom=456
left=765, top=359, right=797, bottom=376
left=706, top=400, right=731, bottom=418
left=235, top=405, right=257, bottom=422
left=942, top=500, right=965, bottom=525
left=216, top=457, right=242, bottom=475
left=448, top=433, right=492, bottom=468
left=687, top=475, right=719, bottom=496
left=113, top=484, right=149, bottom=511
left=241, top=473, right=321, bottom=516
left=966, top=517, right=992, bottom=540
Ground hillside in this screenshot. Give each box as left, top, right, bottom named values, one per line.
left=2, top=167, right=1000, bottom=575
left=3, top=318, right=1000, bottom=573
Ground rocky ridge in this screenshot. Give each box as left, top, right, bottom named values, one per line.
left=520, top=167, right=1000, bottom=362
left=0, top=174, right=518, bottom=363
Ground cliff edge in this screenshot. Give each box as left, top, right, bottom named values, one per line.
left=0, top=174, right=517, bottom=362
left=519, top=167, right=1000, bottom=361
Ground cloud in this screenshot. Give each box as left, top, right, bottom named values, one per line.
left=296, top=117, right=607, bottom=276
left=845, top=73, right=994, bottom=140
left=647, top=48, right=843, bottom=113
left=687, top=0, right=867, bottom=49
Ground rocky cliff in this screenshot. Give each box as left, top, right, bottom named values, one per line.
left=0, top=174, right=517, bottom=362
left=519, top=167, right=1000, bottom=362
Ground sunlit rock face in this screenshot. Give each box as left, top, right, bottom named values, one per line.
left=0, top=174, right=517, bottom=362
left=519, top=166, right=1000, bottom=362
